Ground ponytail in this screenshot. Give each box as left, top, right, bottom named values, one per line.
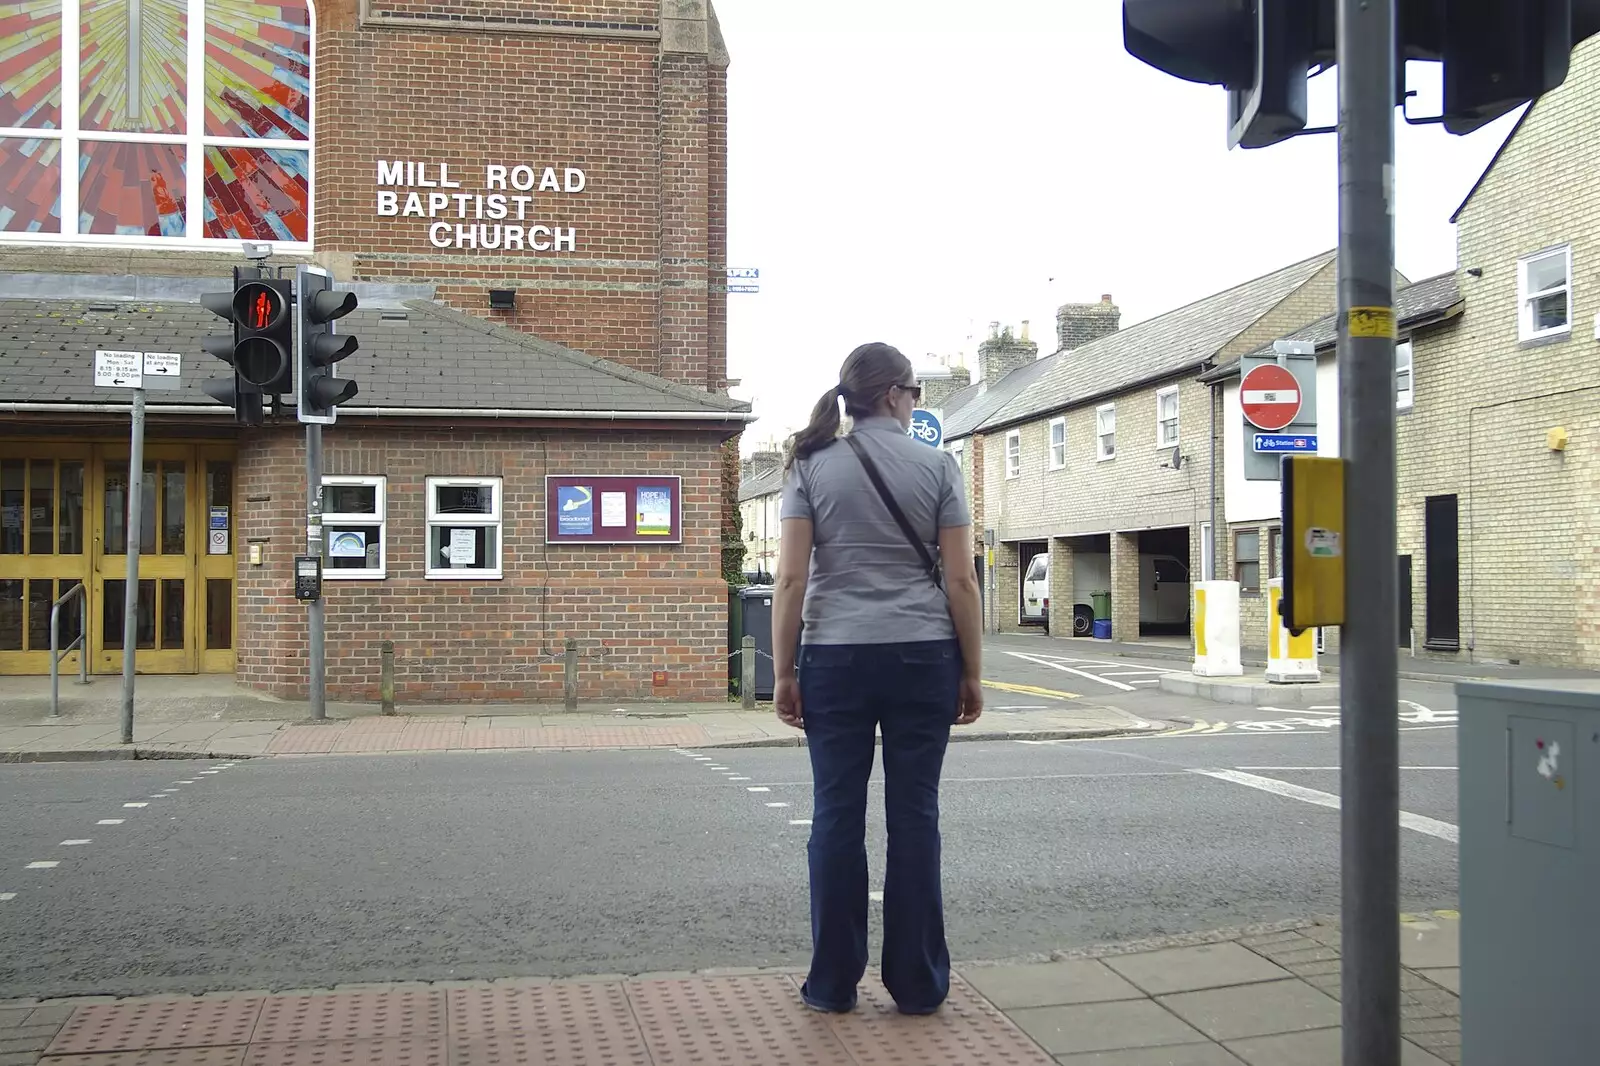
left=785, top=386, right=844, bottom=471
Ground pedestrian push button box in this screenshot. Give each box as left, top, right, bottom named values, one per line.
left=294, top=555, right=322, bottom=602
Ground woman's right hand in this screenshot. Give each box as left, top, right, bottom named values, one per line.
left=775, top=676, right=804, bottom=730
left=956, top=676, right=984, bottom=725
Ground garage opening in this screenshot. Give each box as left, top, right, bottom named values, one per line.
left=1017, top=540, right=1048, bottom=627
left=1137, top=527, right=1192, bottom=637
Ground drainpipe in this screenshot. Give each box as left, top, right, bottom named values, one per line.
left=1208, top=381, right=1218, bottom=581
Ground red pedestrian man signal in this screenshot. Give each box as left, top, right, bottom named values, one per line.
left=1240, top=363, right=1303, bottom=432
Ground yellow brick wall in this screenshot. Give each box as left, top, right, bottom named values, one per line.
left=1395, top=38, right=1600, bottom=667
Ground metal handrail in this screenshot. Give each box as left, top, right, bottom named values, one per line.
left=50, top=582, right=90, bottom=717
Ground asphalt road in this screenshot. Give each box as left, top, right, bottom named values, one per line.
left=0, top=722, right=1459, bottom=1000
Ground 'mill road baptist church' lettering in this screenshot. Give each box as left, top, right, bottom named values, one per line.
left=376, top=162, right=586, bottom=251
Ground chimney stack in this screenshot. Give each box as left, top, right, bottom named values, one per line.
left=1057, top=294, right=1121, bottom=353
left=977, top=323, right=1040, bottom=387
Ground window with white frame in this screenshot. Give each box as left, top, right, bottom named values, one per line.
left=1395, top=340, right=1414, bottom=410
left=0, top=0, right=314, bottom=248
left=1096, top=404, right=1116, bottom=460
left=425, top=477, right=503, bottom=580
left=1517, top=245, right=1572, bottom=341
left=322, top=476, right=385, bottom=579
left=950, top=440, right=964, bottom=475
left=1005, top=431, right=1021, bottom=479
left=1155, top=387, right=1180, bottom=447
left=1048, top=418, right=1066, bottom=469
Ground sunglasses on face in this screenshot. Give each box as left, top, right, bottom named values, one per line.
left=892, top=383, right=923, bottom=402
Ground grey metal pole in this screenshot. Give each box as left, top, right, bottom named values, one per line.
left=1337, top=1, right=1402, bottom=1062
left=741, top=635, right=757, bottom=710
left=306, top=423, right=326, bottom=720
left=564, top=638, right=579, bottom=711
left=121, top=388, right=145, bottom=745
left=380, top=640, right=395, bottom=715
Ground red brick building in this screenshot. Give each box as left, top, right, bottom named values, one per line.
left=0, top=1, right=750, bottom=702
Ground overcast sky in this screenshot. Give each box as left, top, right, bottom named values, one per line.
left=714, top=0, right=1521, bottom=451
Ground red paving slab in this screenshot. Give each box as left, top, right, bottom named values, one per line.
left=33, top=973, right=1055, bottom=1065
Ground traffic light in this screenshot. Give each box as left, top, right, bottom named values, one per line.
left=1123, top=0, right=1600, bottom=147
left=295, top=265, right=359, bottom=425
left=200, top=267, right=271, bottom=427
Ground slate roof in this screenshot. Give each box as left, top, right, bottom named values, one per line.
left=941, top=357, right=1054, bottom=442
left=0, top=297, right=751, bottom=419
left=969, top=248, right=1339, bottom=435
left=1198, top=272, right=1464, bottom=382
left=738, top=462, right=785, bottom=502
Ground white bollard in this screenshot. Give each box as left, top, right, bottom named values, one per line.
left=1191, top=581, right=1243, bottom=677
left=1265, top=577, right=1320, bottom=683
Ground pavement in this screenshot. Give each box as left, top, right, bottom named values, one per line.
left=0, top=669, right=1163, bottom=762
left=0, top=912, right=1462, bottom=1065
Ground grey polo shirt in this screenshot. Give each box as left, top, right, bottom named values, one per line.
left=780, top=415, right=972, bottom=646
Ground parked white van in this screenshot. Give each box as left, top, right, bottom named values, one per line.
left=1021, top=552, right=1190, bottom=635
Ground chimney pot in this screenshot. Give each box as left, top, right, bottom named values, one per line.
left=1101, top=294, right=1113, bottom=303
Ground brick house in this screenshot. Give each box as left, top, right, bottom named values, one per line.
left=1199, top=272, right=1464, bottom=653
left=0, top=1, right=754, bottom=702
left=1387, top=36, right=1600, bottom=669
left=737, top=447, right=784, bottom=583
left=946, top=251, right=1403, bottom=643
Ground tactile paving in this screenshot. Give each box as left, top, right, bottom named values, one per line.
left=243, top=1036, right=445, bottom=1066
left=819, top=974, right=1055, bottom=1065
left=47, top=998, right=265, bottom=1055
left=39, top=1050, right=246, bottom=1065
left=626, top=974, right=850, bottom=1065
left=252, top=989, right=444, bottom=1044
left=447, top=981, right=650, bottom=1065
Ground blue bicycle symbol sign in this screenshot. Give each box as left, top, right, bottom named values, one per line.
left=908, top=409, right=942, bottom=447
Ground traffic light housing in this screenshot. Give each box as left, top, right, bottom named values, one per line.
left=296, top=265, right=360, bottom=425
left=200, top=267, right=274, bottom=427
left=1124, top=0, right=1600, bottom=147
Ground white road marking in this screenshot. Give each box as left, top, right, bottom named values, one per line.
left=766, top=802, right=789, bottom=808
left=1193, top=769, right=1459, bottom=843
left=60, top=840, right=91, bottom=846
left=0, top=893, right=14, bottom=901
left=708, top=766, right=728, bottom=770
left=747, top=786, right=771, bottom=792
left=729, top=776, right=750, bottom=781
left=123, top=802, right=148, bottom=808
left=1129, top=679, right=1161, bottom=685
left=1237, top=766, right=1458, bottom=772
left=1006, top=651, right=1137, bottom=691
left=176, top=780, right=195, bottom=785
left=199, top=771, right=219, bottom=775
left=1101, top=671, right=1162, bottom=678
left=162, top=788, right=180, bottom=792
left=97, top=819, right=124, bottom=825
left=26, top=861, right=59, bottom=869
left=869, top=891, right=884, bottom=902
left=790, top=819, right=812, bottom=826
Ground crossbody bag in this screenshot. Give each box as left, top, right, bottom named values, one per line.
left=844, top=434, right=945, bottom=593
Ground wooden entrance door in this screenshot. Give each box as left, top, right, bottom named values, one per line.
left=0, top=447, right=91, bottom=675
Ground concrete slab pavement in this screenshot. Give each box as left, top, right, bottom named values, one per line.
left=0, top=912, right=1462, bottom=1065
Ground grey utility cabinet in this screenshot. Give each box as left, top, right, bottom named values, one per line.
left=1458, top=678, right=1600, bottom=1065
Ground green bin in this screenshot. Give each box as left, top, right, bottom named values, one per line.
left=1091, top=590, right=1111, bottom=621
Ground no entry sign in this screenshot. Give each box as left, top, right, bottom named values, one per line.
left=1240, top=363, right=1303, bottom=431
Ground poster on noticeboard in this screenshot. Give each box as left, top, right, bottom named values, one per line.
left=545, top=475, right=682, bottom=545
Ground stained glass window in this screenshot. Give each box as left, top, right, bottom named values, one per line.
left=0, top=0, right=311, bottom=246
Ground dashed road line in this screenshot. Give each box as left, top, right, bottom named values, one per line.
left=60, top=840, right=90, bottom=846
left=0, top=893, right=15, bottom=901
left=790, top=819, right=812, bottom=826
left=766, top=802, right=789, bottom=808
left=747, top=786, right=770, bottom=793
left=869, top=891, right=884, bottom=902
left=26, top=861, right=59, bottom=869
left=97, top=819, right=124, bottom=825
left=123, top=802, right=148, bottom=808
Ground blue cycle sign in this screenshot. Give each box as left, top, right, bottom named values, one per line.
left=908, top=409, right=942, bottom=447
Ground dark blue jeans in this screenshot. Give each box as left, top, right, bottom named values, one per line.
left=797, top=639, right=961, bottom=1014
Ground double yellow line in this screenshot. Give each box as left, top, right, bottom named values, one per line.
left=982, top=680, right=1081, bottom=702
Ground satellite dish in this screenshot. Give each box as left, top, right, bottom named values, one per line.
left=1170, top=446, right=1183, bottom=470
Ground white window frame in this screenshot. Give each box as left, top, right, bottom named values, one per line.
left=1395, top=339, right=1414, bottom=411
left=1096, top=403, right=1117, bottom=461
left=1517, top=245, right=1572, bottom=341
left=1048, top=417, right=1066, bottom=469
left=1005, top=430, right=1021, bottom=479
left=0, top=0, right=316, bottom=252
left=320, top=475, right=386, bottom=580
left=1155, top=386, right=1180, bottom=448
left=950, top=439, right=964, bottom=475
left=1199, top=521, right=1214, bottom=582
left=425, top=476, right=504, bottom=581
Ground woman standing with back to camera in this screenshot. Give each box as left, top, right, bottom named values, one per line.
left=770, top=341, right=985, bottom=1016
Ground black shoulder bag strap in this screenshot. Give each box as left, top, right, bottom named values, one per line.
left=845, top=434, right=944, bottom=591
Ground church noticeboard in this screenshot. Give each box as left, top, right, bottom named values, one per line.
left=545, top=476, right=682, bottom=545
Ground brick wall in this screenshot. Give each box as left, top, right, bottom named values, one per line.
left=234, top=424, right=729, bottom=703
left=1395, top=37, right=1600, bottom=668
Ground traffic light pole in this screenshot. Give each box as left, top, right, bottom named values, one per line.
left=120, top=387, right=145, bottom=745
left=306, top=422, right=326, bottom=720
left=1337, top=0, right=1401, bottom=1063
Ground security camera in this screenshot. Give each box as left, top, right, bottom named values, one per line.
left=241, top=242, right=273, bottom=261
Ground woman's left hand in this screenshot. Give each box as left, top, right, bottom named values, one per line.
left=774, top=676, right=804, bottom=729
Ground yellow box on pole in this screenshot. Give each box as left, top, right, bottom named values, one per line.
left=1280, top=455, right=1346, bottom=634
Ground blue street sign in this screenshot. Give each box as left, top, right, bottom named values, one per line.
left=728, top=284, right=759, bottom=294
left=908, top=409, right=942, bottom=447
left=727, top=267, right=760, bottom=279
left=1253, top=433, right=1318, bottom=454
